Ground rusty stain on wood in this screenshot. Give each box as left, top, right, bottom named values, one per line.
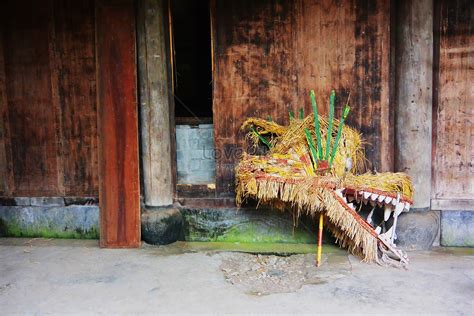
left=212, top=0, right=392, bottom=196
left=96, top=0, right=140, bottom=248
left=433, top=0, right=473, bottom=200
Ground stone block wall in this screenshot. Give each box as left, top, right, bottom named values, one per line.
left=0, top=197, right=99, bottom=239
left=440, top=211, right=474, bottom=247
left=176, top=124, right=216, bottom=184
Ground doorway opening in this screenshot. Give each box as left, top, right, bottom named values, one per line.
left=171, top=0, right=215, bottom=186
left=172, top=0, right=212, bottom=122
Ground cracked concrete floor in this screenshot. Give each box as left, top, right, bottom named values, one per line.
left=0, top=238, right=473, bottom=315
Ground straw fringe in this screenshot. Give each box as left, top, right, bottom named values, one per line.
left=236, top=174, right=379, bottom=262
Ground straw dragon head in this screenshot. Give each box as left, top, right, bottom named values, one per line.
left=235, top=93, right=414, bottom=268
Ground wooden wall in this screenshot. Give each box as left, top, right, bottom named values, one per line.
left=0, top=0, right=98, bottom=197
left=433, top=0, right=473, bottom=201
left=212, top=0, right=392, bottom=196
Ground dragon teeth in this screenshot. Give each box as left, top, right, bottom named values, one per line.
left=375, top=226, right=381, bottom=234
left=395, top=203, right=404, bottom=216
left=404, top=202, right=411, bottom=212
left=391, top=198, right=398, bottom=206
left=363, top=192, right=371, bottom=200
left=384, top=205, right=393, bottom=221
left=367, top=209, right=374, bottom=225
left=370, top=193, right=379, bottom=201
left=377, top=195, right=386, bottom=203
left=385, top=196, right=393, bottom=204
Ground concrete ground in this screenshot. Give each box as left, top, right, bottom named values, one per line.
left=0, top=238, right=473, bottom=315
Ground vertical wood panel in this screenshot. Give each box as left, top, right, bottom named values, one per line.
left=0, top=23, right=14, bottom=196
left=434, top=0, right=473, bottom=199
left=96, top=0, right=140, bottom=247
left=54, top=0, right=98, bottom=196
left=213, top=0, right=391, bottom=195
left=0, top=0, right=99, bottom=198
left=2, top=0, right=60, bottom=195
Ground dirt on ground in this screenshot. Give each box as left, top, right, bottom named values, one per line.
left=219, top=252, right=351, bottom=295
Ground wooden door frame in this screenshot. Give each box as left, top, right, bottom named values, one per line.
left=96, top=0, right=141, bottom=248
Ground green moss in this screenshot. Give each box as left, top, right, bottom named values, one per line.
left=0, top=220, right=99, bottom=239
left=214, top=223, right=314, bottom=244
left=182, top=209, right=317, bottom=244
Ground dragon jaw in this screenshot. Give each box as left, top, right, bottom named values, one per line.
left=333, top=188, right=410, bottom=267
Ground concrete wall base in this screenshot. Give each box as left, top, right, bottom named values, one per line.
left=0, top=205, right=99, bottom=239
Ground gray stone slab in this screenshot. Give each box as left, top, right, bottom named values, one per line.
left=30, top=197, right=65, bottom=207
left=14, top=197, right=31, bottom=206
left=441, top=211, right=474, bottom=247
left=396, top=211, right=439, bottom=250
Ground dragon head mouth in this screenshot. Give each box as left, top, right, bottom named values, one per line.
left=334, top=185, right=411, bottom=266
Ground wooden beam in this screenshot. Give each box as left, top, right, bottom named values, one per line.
left=394, top=0, right=433, bottom=209
left=96, top=0, right=140, bottom=248
left=137, top=0, right=174, bottom=207
left=431, top=199, right=474, bottom=211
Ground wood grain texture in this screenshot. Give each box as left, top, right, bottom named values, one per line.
left=213, top=0, right=391, bottom=196
left=2, top=0, right=60, bottom=196
left=96, top=0, right=140, bottom=247
left=53, top=0, right=98, bottom=196
left=0, top=0, right=99, bottom=197
left=137, top=0, right=174, bottom=207
left=0, top=22, right=14, bottom=196
left=433, top=0, right=473, bottom=200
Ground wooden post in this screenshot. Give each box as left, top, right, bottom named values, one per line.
left=395, top=0, right=433, bottom=210
left=96, top=0, right=141, bottom=247
left=137, top=0, right=174, bottom=207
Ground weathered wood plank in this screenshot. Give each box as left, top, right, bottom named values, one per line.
left=433, top=0, right=473, bottom=200
left=0, top=21, right=14, bottom=196
left=395, top=0, right=433, bottom=209
left=137, top=0, right=174, bottom=207
left=53, top=0, right=98, bottom=196
left=0, top=0, right=100, bottom=198
left=96, top=0, right=140, bottom=247
left=2, top=0, right=60, bottom=196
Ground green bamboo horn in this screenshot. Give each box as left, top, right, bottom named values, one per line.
left=310, top=90, right=323, bottom=160
left=304, top=128, right=318, bottom=169
left=325, top=90, right=335, bottom=160
left=329, top=104, right=350, bottom=167
left=250, top=126, right=272, bottom=149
